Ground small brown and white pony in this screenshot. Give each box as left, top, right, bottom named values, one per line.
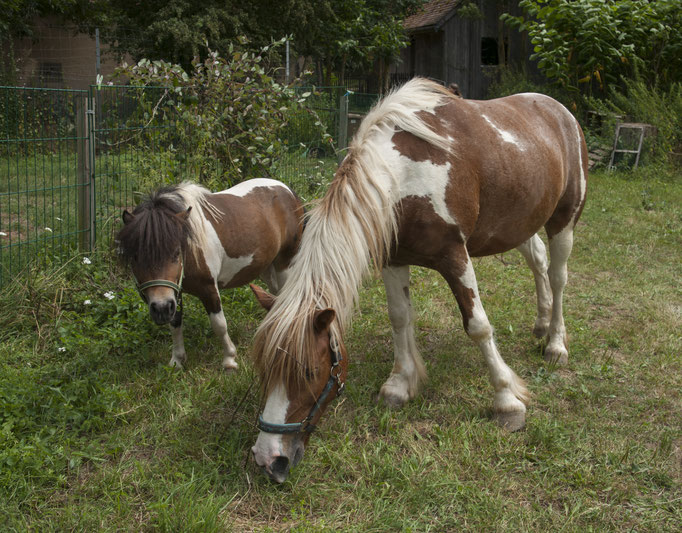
left=117, top=179, right=304, bottom=369
left=250, top=78, right=587, bottom=483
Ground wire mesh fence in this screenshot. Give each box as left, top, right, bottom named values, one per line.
left=0, top=84, right=375, bottom=288
left=0, top=86, right=90, bottom=287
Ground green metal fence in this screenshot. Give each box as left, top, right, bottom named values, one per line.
left=0, top=86, right=91, bottom=287
left=0, top=84, right=369, bottom=288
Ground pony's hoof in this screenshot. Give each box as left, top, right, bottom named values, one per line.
left=222, top=357, right=238, bottom=371
left=378, top=384, right=409, bottom=408
left=532, top=322, right=549, bottom=339
left=493, top=410, right=526, bottom=432
left=169, top=357, right=185, bottom=370
left=544, top=346, right=568, bottom=365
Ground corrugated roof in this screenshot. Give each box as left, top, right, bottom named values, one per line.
left=404, top=0, right=463, bottom=31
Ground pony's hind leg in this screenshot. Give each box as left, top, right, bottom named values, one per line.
left=378, top=265, right=426, bottom=408
left=260, top=264, right=292, bottom=295
left=441, top=250, right=530, bottom=431
left=516, top=234, right=553, bottom=338
left=544, top=225, right=574, bottom=365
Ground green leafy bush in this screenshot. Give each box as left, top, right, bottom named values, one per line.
left=115, top=38, right=330, bottom=188
left=503, top=0, right=682, bottom=94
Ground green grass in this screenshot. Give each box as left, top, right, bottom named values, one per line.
left=0, top=167, right=680, bottom=531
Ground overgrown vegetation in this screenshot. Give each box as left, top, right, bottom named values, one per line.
left=503, top=0, right=682, bottom=94
left=115, top=38, right=332, bottom=189
left=0, top=168, right=679, bottom=530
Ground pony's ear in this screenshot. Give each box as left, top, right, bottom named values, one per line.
left=122, top=209, right=135, bottom=224
left=313, top=308, right=336, bottom=333
left=250, top=283, right=276, bottom=311
left=176, top=206, right=192, bottom=221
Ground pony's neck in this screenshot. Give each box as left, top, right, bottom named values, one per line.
left=280, top=152, right=399, bottom=331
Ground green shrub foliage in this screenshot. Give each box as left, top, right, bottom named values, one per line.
left=503, top=0, right=682, bottom=94
left=115, top=38, right=329, bottom=188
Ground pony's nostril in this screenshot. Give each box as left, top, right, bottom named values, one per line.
left=150, top=301, right=159, bottom=313
left=269, top=456, right=290, bottom=482
left=167, top=300, right=176, bottom=315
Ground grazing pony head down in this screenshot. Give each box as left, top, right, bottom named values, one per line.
left=250, top=79, right=455, bottom=482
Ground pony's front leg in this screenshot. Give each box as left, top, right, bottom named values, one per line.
left=442, top=251, right=530, bottom=431
left=378, top=265, right=426, bottom=408
left=169, top=309, right=187, bottom=369
left=201, top=288, right=238, bottom=370
left=210, top=310, right=238, bottom=370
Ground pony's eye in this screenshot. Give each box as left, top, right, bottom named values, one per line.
left=305, top=367, right=317, bottom=380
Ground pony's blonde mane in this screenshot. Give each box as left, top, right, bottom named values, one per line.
left=160, top=182, right=222, bottom=263
left=253, top=78, right=455, bottom=391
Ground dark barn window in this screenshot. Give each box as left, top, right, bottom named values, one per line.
left=39, top=62, right=63, bottom=84
left=481, top=37, right=499, bottom=66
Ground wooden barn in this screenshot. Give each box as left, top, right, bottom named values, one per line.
left=391, top=0, right=533, bottom=99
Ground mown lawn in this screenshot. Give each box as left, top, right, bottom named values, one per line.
left=0, top=167, right=680, bottom=531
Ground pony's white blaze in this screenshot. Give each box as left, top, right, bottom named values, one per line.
left=221, top=178, right=291, bottom=198
left=481, top=114, right=526, bottom=150
left=252, top=383, right=289, bottom=466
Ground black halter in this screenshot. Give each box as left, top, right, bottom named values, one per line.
left=257, top=336, right=345, bottom=434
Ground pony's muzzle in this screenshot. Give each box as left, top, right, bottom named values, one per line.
left=149, top=298, right=176, bottom=325
left=252, top=440, right=304, bottom=484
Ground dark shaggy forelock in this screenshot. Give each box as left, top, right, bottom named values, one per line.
left=116, top=188, right=192, bottom=270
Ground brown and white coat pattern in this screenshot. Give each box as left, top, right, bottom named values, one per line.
left=251, top=79, right=587, bottom=482
left=120, top=179, right=304, bottom=369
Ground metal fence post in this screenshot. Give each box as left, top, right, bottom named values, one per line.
left=77, top=96, right=95, bottom=251
left=338, top=91, right=349, bottom=164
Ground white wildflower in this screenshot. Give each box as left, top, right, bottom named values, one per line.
left=44, top=227, right=52, bottom=233
left=57, top=347, right=66, bottom=352
left=0, top=232, right=6, bottom=236
left=84, top=300, right=92, bottom=305
left=104, top=291, right=115, bottom=300
left=82, top=257, right=91, bottom=265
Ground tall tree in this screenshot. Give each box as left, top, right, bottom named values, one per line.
left=0, top=0, right=91, bottom=36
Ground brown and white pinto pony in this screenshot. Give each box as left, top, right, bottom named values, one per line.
left=250, top=78, right=587, bottom=483
left=117, top=179, right=304, bottom=369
